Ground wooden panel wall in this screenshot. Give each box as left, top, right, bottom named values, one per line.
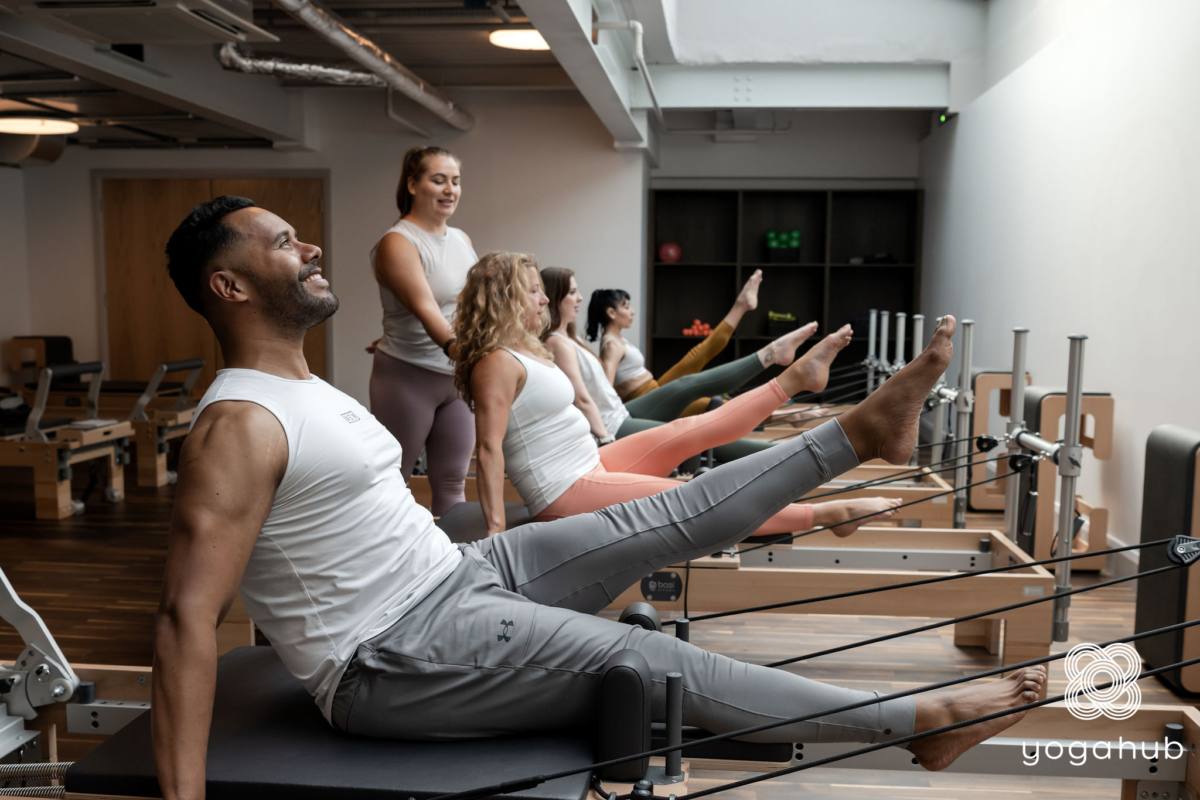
left=103, top=178, right=328, bottom=391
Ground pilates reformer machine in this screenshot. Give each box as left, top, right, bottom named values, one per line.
left=7, top=537, right=1200, bottom=800
left=127, top=360, right=204, bottom=488
left=0, top=362, right=131, bottom=519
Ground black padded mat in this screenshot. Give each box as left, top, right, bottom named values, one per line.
left=435, top=502, right=532, bottom=543
left=66, top=647, right=594, bottom=800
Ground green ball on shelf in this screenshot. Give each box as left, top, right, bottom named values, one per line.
left=765, top=229, right=802, bottom=249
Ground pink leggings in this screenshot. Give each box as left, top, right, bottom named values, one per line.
left=536, top=379, right=815, bottom=535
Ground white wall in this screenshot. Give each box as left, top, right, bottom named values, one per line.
left=653, top=110, right=929, bottom=182
left=920, top=0, right=1200, bottom=554
left=17, top=88, right=648, bottom=405
left=0, top=166, right=31, bottom=386
left=667, top=0, right=986, bottom=66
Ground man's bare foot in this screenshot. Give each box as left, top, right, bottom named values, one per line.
left=735, top=269, right=762, bottom=313
left=758, top=321, right=819, bottom=368
left=908, top=666, right=1046, bottom=771
left=839, top=316, right=956, bottom=465
left=776, top=325, right=853, bottom=396
left=815, top=497, right=903, bottom=537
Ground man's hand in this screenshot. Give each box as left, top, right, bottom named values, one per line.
left=153, top=401, right=286, bottom=800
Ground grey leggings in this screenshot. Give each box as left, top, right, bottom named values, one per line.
left=330, top=420, right=915, bottom=744
left=369, top=349, right=476, bottom=516
left=619, top=352, right=775, bottom=463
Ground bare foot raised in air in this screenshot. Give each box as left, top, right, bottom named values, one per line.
left=840, top=316, right=956, bottom=465
left=735, top=269, right=762, bottom=313
left=723, top=269, right=763, bottom=329
left=758, top=321, right=819, bottom=368
left=909, top=665, right=1046, bottom=771
left=776, top=325, right=854, bottom=396
left=813, top=496, right=903, bottom=537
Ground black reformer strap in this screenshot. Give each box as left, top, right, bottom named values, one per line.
left=678, top=653, right=1200, bottom=800
left=431, top=614, right=1200, bottom=800
left=765, top=561, right=1183, bottom=667
left=674, top=538, right=1170, bottom=625
left=738, top=468, right=1027, bottom=555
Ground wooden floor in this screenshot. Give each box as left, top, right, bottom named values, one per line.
left=1, top=461, right=1194, bottom=799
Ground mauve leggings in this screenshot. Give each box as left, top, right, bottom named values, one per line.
left=369, top=350, right=475, bottom=516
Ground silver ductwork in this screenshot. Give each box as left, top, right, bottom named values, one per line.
left=266, top=0, right=475, bottom=131
left=219, top=43, right=385, bottom=87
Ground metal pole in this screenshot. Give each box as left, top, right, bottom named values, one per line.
left=866, top=309, right=878, bottom=393
left=665, top=672, right=684, bottom=778
left=893, top=313, right=907, bottom=369
left=911, top=314, right=924, bottom=363
left=878, top=311, right=891, bottom=374
left=1052, top=335, right=1087, bottom=642
left=952, top=320, right=975, bottom=528
left=1003, top=328, right=1030, bottom=542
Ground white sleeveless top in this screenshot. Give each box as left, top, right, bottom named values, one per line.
left=193, top=369, right=462, bottom=722
left=371, top=218, right=478, bottom=375
left=603, top=334, right=648, bottom=385
left=552, top=332, right=630, bottom=436
left=500, top=349, right=600, bottom=516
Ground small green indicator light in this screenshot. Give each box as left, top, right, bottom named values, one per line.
left=940, top=114, right=947, bottom=123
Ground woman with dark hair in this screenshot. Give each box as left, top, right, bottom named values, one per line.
left=587, top=273, right=782, bottom=411
left=368, top=146, right=478, bottom=515
left=457, top=254, right=899, bottom=536
left=542, top=267, right=823, bottom=463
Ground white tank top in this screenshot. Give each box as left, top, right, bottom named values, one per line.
left=371, top=218, right=478, bottom=375
left=193, top=369, right=462, bottom=722
left=603, top=334, right=648, bottom=385
left=500, top=349, right=600, bottom=516
left=552, top=332, right=630, bottom=436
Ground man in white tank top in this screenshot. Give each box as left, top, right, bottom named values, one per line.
left=152, top=197, right=1041, bottom=800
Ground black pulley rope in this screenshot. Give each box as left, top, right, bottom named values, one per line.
left=672, top=537, right=1168, bottom=625
left=429, top=611, right=1200, bottom=800
left=765, top=562, right=1183, bottom=668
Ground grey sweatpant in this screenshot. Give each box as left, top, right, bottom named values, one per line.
left=330, top=420, right=915, bottom=745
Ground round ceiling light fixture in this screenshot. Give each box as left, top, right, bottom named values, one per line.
left=0, top=116, right=80, bottom=135
left=488, top=29, right=549, bottom=50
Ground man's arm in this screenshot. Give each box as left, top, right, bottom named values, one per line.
left=152, top=402, right=286, bottom=800
left=471, top=352, right=523, bottom=536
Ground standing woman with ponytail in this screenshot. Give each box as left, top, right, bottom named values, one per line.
left=369, top=146, right=478, bottom=515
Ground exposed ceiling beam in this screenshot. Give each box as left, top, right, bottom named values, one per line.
left=632, top=63, right=950, bottom=111
left=0, top=11, right=307, bottom=145
left=518, top=0, right=645, bottom=147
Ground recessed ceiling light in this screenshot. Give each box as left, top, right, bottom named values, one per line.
left=0, top=117, right=80, bottom=135
left=489, top=29, right=549, bottom=50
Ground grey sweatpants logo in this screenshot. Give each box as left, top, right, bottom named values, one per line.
left=498, top=620, right=514, bottom=642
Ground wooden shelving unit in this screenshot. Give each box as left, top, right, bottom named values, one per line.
left=647, top=188, right=921, bottom=386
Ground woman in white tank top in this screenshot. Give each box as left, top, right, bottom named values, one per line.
left=368, top=146, right=480, bottom=516
left=586, top=272, right=763, bottom=407
left=455, top=254, right=899, bottom=538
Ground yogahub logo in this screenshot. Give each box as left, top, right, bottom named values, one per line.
left=1063, top=642, right=1141, bottom=721
left=1021, top=643, right=1186, bottom=768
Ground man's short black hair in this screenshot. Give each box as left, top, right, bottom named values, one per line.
left=166, top=195, right=257, bottom=315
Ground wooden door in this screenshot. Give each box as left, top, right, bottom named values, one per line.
left=103, top=179, right=221, bottom=387
left=104, top=178, right=328, bottom=392
left=211, top=179, right=327, bottom=379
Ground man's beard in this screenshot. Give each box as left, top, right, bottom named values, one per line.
left=244, top=265, right=339, bottom=334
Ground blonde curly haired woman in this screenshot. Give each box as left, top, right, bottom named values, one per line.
left=454, top=253, right=900, bottom=536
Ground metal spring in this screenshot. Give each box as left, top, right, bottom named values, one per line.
left=0, top=785, right=66, bottom=798
left=0, top=762, right=72, bottom=779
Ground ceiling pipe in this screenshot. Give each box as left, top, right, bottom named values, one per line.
left=266, top=0, right=475, bottom=131
left=219, top=43, right=385, bottom=87
left=593, top=19, right=664, bottom=129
